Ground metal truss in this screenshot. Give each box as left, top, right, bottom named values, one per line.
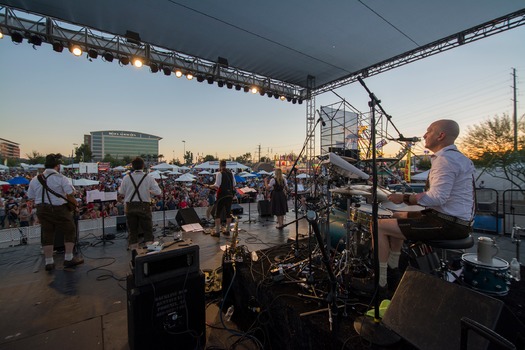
left=0, top=6, right=307, bottom=102
left=313, top=8, right=525, bottom=96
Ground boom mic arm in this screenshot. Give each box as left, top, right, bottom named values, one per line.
left=388, top=135, right=421, bottom=142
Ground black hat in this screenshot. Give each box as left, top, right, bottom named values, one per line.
left=44, top=153, right=63, bottom=168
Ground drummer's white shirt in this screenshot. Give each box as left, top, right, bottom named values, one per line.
left=415, top=145, right=475, bottom=221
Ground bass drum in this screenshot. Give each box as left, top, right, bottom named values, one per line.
left=323, top=208, right=372, bottom=258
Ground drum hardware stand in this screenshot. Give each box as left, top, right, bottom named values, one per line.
left=510, top=207, right=522, bottom=262
left=353, top=76, right=400, bottom=346
left=287, top=114, right=325, bottom=256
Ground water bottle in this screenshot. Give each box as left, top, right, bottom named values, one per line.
left=225, top=305, right=234, bottom=322
left=510, top=258, right=521, bottom=282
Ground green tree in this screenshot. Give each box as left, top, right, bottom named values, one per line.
left=235, top=152, right=252, bottom=165
left=459, top=114, right=524, bottom=190
left=202, top=154, right=218, bottom=162
left=75, top=144, right=92, bottom=162
left=26, top=151, right=46, bottom=164
left=183, top=151, right=193, bottom=165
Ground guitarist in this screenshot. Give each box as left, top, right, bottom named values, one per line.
left=27, top=153, right=84, bottom=271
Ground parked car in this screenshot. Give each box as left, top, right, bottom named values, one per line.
left=388, top=183, right=426, bottom=193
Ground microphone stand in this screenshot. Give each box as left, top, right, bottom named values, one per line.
left=159, top=173, right=168, bottom=236
left=287, top=116, right=324, bottom=254
left=353, top=77, right=399, bottom=345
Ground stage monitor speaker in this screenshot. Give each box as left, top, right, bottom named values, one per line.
left=232, top=203, right=243, bottom=215
left=176, top=207, right=201, bottom=226
left=258, top=200, right=272, bottom=217
left=127, top=271, right=206, bottom=350
left=116, top=216, right=127, bottom=231
left=382, top=268, right=524, bottom=350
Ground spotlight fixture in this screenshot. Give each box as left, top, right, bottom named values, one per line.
left=103, top=52, right=114, bottom=62
left=298, top=99, right=303, bottom=104
left=226, top=82, right=233, bottom=89
left=149, top=63, right=159, bottom=73
left=292, top=98, right=297, bottom=104
left=251, top=87, right=258, bottom=94
left=87, top=49, right=98, bottom=59
left=280, top=95, right=286, bottom=101
left=287, top=96, right=292, bottom=102
left=69, top=44, right=82, bottom=56
left=132, top=57, right=143, bottom=68
left=243, top=86, right=249, bottom=93
left=11, top=32, right=23, bottom=43
left=235, top=84, right=242, bottom=91
left=217, top=81, right=224, bottom=88
left=162, top=66, right=171, bottom=76
left=119, top=56, right=130, bottom=65
left=28, top=35, right=42, bottom=46
left=0, top=30, right=3, bottom=39
left=52, top=42, right=64, bottom=53
left=267, top=92, right=273, bottom=98
left=196, top=75, right=205, bottom=83
left=186, top=72, right=194, bottom=80
left=259, top=89, right=266, bottom=96
left=274, top=94, right=279, bottom=100
left=207, top=77, right=214, bottom=84
left=174, top=69, right=183, bottom=78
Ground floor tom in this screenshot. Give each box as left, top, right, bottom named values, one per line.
left=461, top=253, right=510, bottom=296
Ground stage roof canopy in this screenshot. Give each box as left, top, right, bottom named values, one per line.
left=1, top=1, right=524, bottom=99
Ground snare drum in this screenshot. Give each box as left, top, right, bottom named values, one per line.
left=350, top=204, right=392, bottom=231
left=461, top=253, right=510, bottom=296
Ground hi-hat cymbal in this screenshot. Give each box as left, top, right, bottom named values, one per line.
left=360, top=157, right=399, bottom=163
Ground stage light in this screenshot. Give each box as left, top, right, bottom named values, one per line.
left=132, top=57, right=143, bottom=68
left=235, top=84, right=242, bottom=91
left=267, top=92, right=273, bottom=98
left=52, top=42, right=64, bottom=53
left=280, top=95, right=286, bottom=101
left=243, top=86, right=249, bottom=93
left=196, top=75, right=205, bottom=82
left=0, top=30, right=3, bottom=39
left=287, top=96, right=292, bottom=102
left=174, top=69, right=183, bottom=78
left=103, top=52, right=114, bottom=62
left=274, top=94, right=279, bottom=99
left=28, top=35, right=42, bottom=46
left=298, top=99, right=303, bottom=104
left=162, top=67, right=171, bottom=76
left=259, top=89, right=266, bottom=96
left=292, top=98, right=297, bottom=104
left=119, top=56, right=130, bottom=65
left=11, top=32, right=23, bottom=43
left=207, top=77, right=214, bottom=84
left=251, top=87, right=258, bottom=94
left=186, top=72, right=194, bottom=80
left=87, top=49, right=98, bottom=59
left=69, top=44, right=82, bottom=56
left=217, top=81, right=224, bottom=88
left=226, top=82, right=233, bottom=89
left=149, top=63, right=159, bottom=73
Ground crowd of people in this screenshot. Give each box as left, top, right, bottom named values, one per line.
left=0, top=163, right=309, bottom=230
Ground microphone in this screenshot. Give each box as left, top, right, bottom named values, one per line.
left=389, top=136, right=420, bottom=142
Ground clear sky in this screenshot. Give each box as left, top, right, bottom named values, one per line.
left=0, top=25, right=523, bottom=163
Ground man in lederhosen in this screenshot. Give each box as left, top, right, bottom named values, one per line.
left=118, top=157, right=162, bottom=250
left=209, top=160, right=236, bottom=237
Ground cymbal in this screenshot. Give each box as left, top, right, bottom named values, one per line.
left=329, top=187, right=371, bottom=196
left=360, top=157, right=399, bottom=163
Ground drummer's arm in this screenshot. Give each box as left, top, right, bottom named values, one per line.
left=387, top=193, right=421, bottom=205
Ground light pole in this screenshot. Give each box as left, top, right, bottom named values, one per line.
left=182, top=140, right=186, bottom=164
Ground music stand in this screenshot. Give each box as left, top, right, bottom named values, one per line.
left=242, top=187, right=258, bottom=224
left=88, top=190, right=117, bottom=246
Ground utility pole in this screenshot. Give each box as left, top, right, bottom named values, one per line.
left=258, top=144, right=261, bottom=162
left=512, top=68, right=518, bottom=152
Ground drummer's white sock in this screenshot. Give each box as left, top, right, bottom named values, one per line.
left=379, top=262, right=388, bottom=287
left=388, top=251, right=401, bottom=269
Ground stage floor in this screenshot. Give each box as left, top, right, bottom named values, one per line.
left=0, top=203, right=523, bottom=349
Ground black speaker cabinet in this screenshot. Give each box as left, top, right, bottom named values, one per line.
left=176, top=208, right=201, bottom=226
left=231, top=203, right=243, bottom=215
left=382, top=268, right=524, bottom=350
left=257, top=200, right=272, bottom=217
left=127, top=271, right=206, bottom=350
left=116, top=216, right=127, bottom=231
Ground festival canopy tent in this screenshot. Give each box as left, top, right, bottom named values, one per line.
left=296, top=173, right=311, bottom=179
left=0, top=1, right=522, bottom=98
left=7, top=176, right=30, bottom=185
left=195, top=161, right=249, bottom=172
left=411, top=170, right=430, bottom=181
left=175, top=173, right=196, bottom=182
left=151, top=163, right=175, bottom=171
left=0, top=164, right=9, bottom=171
left=113, top=166, right=127, bottom=171
left=234, top=175, right=246, bottom=183
left=69, top=178, right=100, bottom=187
left=257, top=170, right=271, bottom=176
left=198, top=170, right=212, bottom=175
left=167, top=170, right=182, bottom=175
left=0, top=180, right=10, bottom=185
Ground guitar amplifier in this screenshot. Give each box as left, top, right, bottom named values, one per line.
left=131, top=239, right=200, bottom=287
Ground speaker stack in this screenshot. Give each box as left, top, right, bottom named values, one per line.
left=257, top=200, right=272, bottom=217
left=127, top=240, right=205, bottom=350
